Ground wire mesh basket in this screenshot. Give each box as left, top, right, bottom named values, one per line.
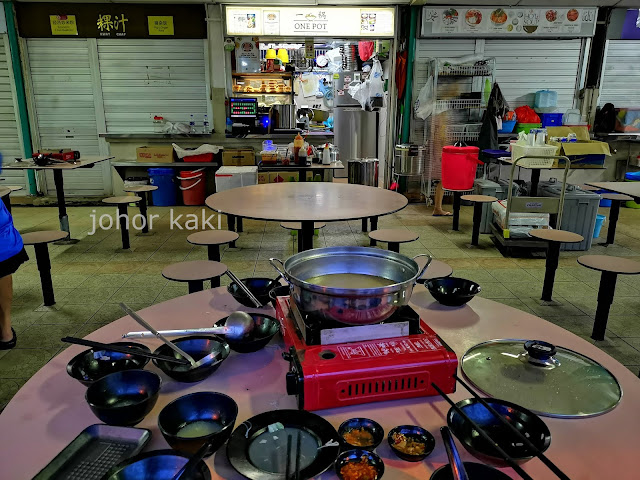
left=511, top=145, right=559, bottom=168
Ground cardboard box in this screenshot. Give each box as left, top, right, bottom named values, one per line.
left=269, top=172, right=286, bottom=183
left=136, top=146, right=175, bottom=163
left=283, top=171, right=299, bottom=182
left=547, top=126, right=611, bottom=168
left=223, top=148, right=255, bottom=166
left=257, top=173, right=269, bottom=184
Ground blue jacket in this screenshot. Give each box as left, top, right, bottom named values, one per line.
left=0, top=201, right=23, bottom=262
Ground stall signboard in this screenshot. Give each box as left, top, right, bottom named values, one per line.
left=16, top=3, right=206, bottom=39
left=420, top=6, right=597, bottom=38
left=225, top=6, right=395, bottom=38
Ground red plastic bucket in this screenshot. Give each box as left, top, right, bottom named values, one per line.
left=441, top=146, right=481, bottom=190
left=178, top=169, right=206, bottom=205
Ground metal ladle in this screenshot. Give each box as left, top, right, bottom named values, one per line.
left=225, top=270, right=263, bottom=308
left=119, top=303, right=220, bottom=369
left=122, top=311, right=255, bottom=341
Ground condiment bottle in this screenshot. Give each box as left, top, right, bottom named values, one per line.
left=293, top=133, right=304, bottom=164
left=322, top=143, right=331, bottom=165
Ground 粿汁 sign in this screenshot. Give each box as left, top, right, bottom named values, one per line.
left=16, top=3, right=205, bottom=39
left=225, top=6, right=395, bottom=37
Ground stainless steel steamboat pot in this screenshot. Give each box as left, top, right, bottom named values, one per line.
left=270, top=247, right=431, bottom=325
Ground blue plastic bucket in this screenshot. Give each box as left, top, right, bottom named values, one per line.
left=148, top=168, right=176, bottom=206
left=595, top=190, right=612, bottom=207
left=593, top=214, right=606, bottom=238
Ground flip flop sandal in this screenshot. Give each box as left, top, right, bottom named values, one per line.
left=0, top=328, right=16, bottom=350
left=433, top=213, right=453, bottom=217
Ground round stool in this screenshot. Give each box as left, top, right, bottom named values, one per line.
left=21, top=231, right=69, bottom=307
left=444, top=189, right=468, bottom=231
left=599, top=193, right=633, bottom=247
left=187, top=230, right=239, bottom=286
left=529, top=229, right=584, bottom=304
left=368, top=229, right=419, bottom=253
left=415, top=257, right=453, bottom=283
left=577, top=255, right=640, bottom=341
left=102, top=196, right=141, bottom=250
left=162, top=260, right=228, bottom=294
left=461, top=194, right=498, bottom=246
left=280, top=222, right=326, bottom=252
left=0, top=187, right=11, bottom=213
left=123, top=185, right=158, bottom=234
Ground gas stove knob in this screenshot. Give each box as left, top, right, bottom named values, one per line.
left=286, top=371, right=300, bottom=395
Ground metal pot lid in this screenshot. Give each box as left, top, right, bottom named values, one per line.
left=461, top=339, right=622, bottom=418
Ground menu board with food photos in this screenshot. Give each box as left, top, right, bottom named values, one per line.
left=421, top=6, right=597, bottom=38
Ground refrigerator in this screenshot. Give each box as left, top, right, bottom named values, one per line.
left=333, top=71, right=379, bottom=178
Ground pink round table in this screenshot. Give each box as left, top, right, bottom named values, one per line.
left=2, top=286, right=639, bottom=479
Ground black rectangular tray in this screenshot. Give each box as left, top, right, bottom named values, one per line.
left=33, top=424, right=151, bottom=480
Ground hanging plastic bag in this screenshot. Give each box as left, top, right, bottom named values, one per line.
left=414, top=75, right=435, bottom=120
left=358, top=41, right=375, bottom=62
left=348, top=80, right=371, bottom=109
left=369, top=58, right=384, bottom=99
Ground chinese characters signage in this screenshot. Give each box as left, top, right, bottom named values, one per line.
left=148, top=16, right=174, bottom=36
left=225, top=6, right=395, bottom=37
left=16, top=3, right=205, bottom=39
left=50, top=15, right=77, bottom=36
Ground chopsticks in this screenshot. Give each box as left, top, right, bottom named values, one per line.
left=431, top=382, right=534, bottom=480
left=453, top=374, right=570, bottom=480
left=284, top=432, right=302, bottom=480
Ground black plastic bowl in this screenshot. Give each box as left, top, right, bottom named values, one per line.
left=214, top=313, right=279, bottom=353
left=426, top=277, right=481, bottom=307
left=387, top=425, right=435, bottom=462
left=338, top=418, right=384, bottom=450
left=269, top=285, right=290, bottom=308
left=447, top=398, right=551, bottom=467
left=102, top=449, right=211, bottom=480
left=158, top=392, right=238, bottom=457
left=152, top=336, right=230, bottom=383
left=335, top=449, right=384, bottom=480
left=67, top=342, right=151, bottom=386
left=85, top=369, right=161, bottom=426
left=430, top=462, right=511, bottom=480
left=227, top=277, right=275, bottom=307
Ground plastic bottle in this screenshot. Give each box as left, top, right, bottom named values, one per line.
left=189, top=114, right=196, bottom=132
left=293, top=133, right=304, bottom=164
left=226, top=117, right=233, bottom=134
left=322, top=143, right=331, bottom=165
left=203, top=114, right=210, bottom=134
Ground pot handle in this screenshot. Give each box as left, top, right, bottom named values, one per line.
left=269, top=258, right=291, bottom=285
left=413, top=254, right=433, bottom=283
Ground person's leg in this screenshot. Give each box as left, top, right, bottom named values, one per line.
left=0, top=275, right=13, bottom=342
left=433, top=182, right=451, bottom=216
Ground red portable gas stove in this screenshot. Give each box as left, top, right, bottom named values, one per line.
left=275, top=296, right=458, bottom=411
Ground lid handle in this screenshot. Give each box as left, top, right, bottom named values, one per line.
left=524, top=340, right=557, bottom=363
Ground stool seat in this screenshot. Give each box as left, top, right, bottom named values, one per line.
left=369, top=229, right=419, bottom=244
left=460, top=194, right=497, bottom=203
left=577, top=255, right=640, bottom=275
left=6, top=185, right=23, bottom=192
left=187, top=230, right=239, bottom=246
left=529, top=229, right=583, bottom=244
left=163, top=261, right=228, bottom=282
left=416, top=258, right=453, bottom=281
left=0, top=187, right=10, bottom=198
left=600, top=193, right=634, bottom=202
left=22, top=230, right=68, bottom=245
left=124, top=185, right=158, bottom=193
left=280, top=221, right=327, bottom=230
left=102, top=196, right=141, bottom=204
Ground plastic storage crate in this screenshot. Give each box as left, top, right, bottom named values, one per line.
left=538, top=181, right=600, bottom=251
left=511, top=145, right=558, bottom=167
left=540, top=113, right=563, bottom=127
left=474, top=179, right=518, bottom=234
left=214, top=166, right=258, bottom=192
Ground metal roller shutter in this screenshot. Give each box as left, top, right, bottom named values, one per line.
left=97, top=39, right=208, bottom=133
left=0, top=34, right=27, bottom=191
left=26, top=38, right=108, bottom=196
left=599, top=40, right=640, bottom=107
left=484, top=39, right=583, bottom=111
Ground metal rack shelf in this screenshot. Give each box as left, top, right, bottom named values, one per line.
left=439, top=64, right=494, bottom=77
left=436, top=99, right=484, bottom=112
left=445, top=124, right=482, bottom=143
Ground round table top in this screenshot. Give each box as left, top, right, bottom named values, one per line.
left=579, top=184, right=600, bottom=192
left=280, top=221, right=327, bottom=230
left=369, top=228, right=420, bottom=243
left=102, top=196, right=142, bottom=204
left=21, top=230, right=69, bottom=245
left=0, top=186, right=10, bottom=198
left=124, top=185, right=158, bottom=193
left=205, top=183, right=408, bottom=222
left=578, top=255, right=640, bottom=275
left=2, top=288, right=639, bottom=479
left=416, top=257, right=454, bottom=280
left=529, top=229, right=584, bottom=243
left=601, top=193, right=634, bottom=202
left=460, top=194, right=498, bottom=203
left=187, top=230, right=239, bottom=246
left=162, top=260, right=228, bottom=282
